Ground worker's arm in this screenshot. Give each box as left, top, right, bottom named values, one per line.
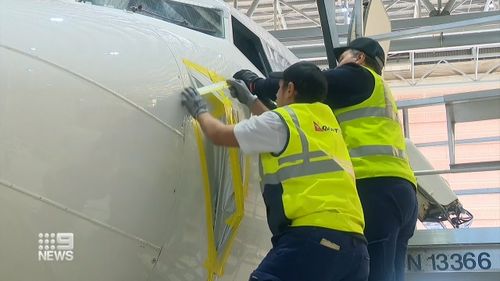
left=181, top=87, right=286, bottom=153
left=323, top=64, right=375, bottom=108
left=233, top=70, right=279, bottom=106
left=196, top=113, right=239, bottom=147
left=181, top=87, right=240, bottom=147
left=253, top=77, right=280, bottom=101
left=233, top=65, right=376, bottom=109
left=249, top=99, right=269, bottom=116
left=196, top=110, right=288, bottom=153
left=233, top=111, right=288, bottom=154
left=227, top=79, right=271, bottom=115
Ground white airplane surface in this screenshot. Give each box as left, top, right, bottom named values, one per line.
left=0, top=0, right=297, bottom=280
left=0, top=1, right=472, bottom=280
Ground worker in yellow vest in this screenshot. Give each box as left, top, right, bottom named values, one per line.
left=233, top=38, right=418, bottom=281
left=181, top=61, right=368, bottom=281
left=331, top=38, right=417, bottom=281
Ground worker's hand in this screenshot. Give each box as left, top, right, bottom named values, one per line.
left=227, top=78, right=258, bottom=108
left=181, top=87, right=209, bottom=118
left=233, top=69, right=261, bottom=93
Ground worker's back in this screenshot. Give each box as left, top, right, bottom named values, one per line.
left=260, top=102, right=364, bottom=236
left=332, top=66, right=416, bottom=185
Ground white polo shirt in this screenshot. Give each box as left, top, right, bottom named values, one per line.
left=233, top=111, right=288, bottom=155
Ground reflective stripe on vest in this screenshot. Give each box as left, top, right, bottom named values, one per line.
left=260, top=106, right=345, bottom=190
left=334, top=74, right=402, bottom=160
left=278, top=150, right=326, bottom=166
left=332, top=66, right=416, bottom=185
left=335, top=85, right=397, bottom=123
left=349, top=145, right=407, bottom=160
left=259, top=103, right=364, bottom=235
left=261, top=159, right=344, bottom=185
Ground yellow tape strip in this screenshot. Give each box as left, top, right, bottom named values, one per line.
left=213, top=90, right=245, bottom=276
left=183, top=59, right=232, bottom=118
left=192, top=120, right=216, bottom=281
left=183, top=58, right=250, bottom=279
left=215, top=149, right=244, bottom=275
left=196, top=81, right=228, bottom=96
left=243, top=156, right=251, bottom=196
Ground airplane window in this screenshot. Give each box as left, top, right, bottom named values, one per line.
left=185, top=68, right=242, bottom=260
left=80, top=0, right=225, bottom=38
left=160, top=1, right=224, bottom=38
left=77, top=0, right=129, bottom=9
left=231, top=17, right=272, bottom=76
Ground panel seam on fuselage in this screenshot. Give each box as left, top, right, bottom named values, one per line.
left=0, top=44, right=183, bottom=137
left=0, top=178, right=161, bottom=251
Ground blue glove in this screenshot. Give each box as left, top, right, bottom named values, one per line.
left=181, top=87, right=208, bottom=118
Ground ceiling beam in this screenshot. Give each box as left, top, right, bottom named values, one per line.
left=279, top=0, right=321, bottom=26
left=269, top=11, right=500, bottom=41
left=414, top=0, right=422, bottom=18
left=388, top=31, right=500, bottom=51
left=275, top=0, right=287, bottom=29
left=287, top=32, right=500, bottom=59
left=484, top=0, right=494, bottom=11
left=391, top=10, right=500, bottom=29
left=246, top=0, right=261, bottom=16
left=420, top=0, right=440, bottom=16
left=370, top=14, right=500, bottom=41
left=352, top=0, right=363, bottom=39
left=316, top=0, right=340, bottom=68
left=441, top=0, right=458, bottom=15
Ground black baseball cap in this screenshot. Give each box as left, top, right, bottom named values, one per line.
left=333, top=37, right=385, bottom=70
left=269, top=61, right=323, bottom=82
left=268, top=61, right=327, bottom=102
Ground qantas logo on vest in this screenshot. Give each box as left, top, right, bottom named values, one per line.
left=313, top=121, right=339, bottom=133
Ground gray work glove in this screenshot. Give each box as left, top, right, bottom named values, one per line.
left=227, top=78, right=258, bottom=108
left=181, top=87, right=208, bottom=118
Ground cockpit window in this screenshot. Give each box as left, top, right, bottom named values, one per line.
left=80, top=0, right=225, bottom=38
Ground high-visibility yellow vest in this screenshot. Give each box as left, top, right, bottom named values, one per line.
left=259, top=103, right=365, bottom=235
left=333, top=66, right=417, bottom=186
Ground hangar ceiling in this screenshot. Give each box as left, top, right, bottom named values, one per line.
left=224, top=0, right=500, bottom=85
left=226, top=0, right=497, bottom=29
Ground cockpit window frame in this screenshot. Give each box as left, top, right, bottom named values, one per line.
left=80, top=0, right=226, bottom=38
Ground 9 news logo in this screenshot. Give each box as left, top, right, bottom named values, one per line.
left=38, top=232, right=74, bottom=261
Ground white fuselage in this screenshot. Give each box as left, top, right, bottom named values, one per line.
left=0, top=0, right=295, bottom=280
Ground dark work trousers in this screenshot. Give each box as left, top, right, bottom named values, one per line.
left=249, top=226, right=369, bottom=281
left=356, top=177, right=418, bottom=281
